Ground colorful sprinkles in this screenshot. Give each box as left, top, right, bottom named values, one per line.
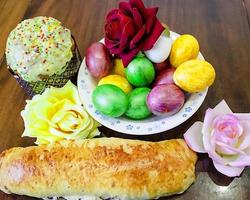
left=6, top=16, right=73, bottom=82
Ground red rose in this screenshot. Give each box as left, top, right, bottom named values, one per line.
left=104, top=0, right=164, bottom=66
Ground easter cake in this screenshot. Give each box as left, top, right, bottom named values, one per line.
left=6, top=16, right=81, bottom=96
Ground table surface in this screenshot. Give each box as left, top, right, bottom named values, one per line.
left=0, top=0, right=250, bottom=199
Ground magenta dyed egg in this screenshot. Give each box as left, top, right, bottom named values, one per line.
left=147, top=84, right=185, bottom=116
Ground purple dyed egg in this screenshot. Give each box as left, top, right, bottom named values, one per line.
left=147, top=84, right=185, bottom=116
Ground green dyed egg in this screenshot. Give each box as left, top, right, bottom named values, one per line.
left=125, top=87, right=152, bottom=120
left=92, top=84, right=128, bottom=117
left=125, top=57, right=155, bottom=87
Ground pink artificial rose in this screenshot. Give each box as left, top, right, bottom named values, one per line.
left=184, top=100, right=250, bottom=177
left=104, top=0, right=164, bottom=66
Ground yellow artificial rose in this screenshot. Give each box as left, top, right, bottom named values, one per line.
left=21, top=81, right=100, bottom=145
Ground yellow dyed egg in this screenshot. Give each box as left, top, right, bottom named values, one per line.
left=98, top=74, right=132, bottom=94
left=111, top=58, right=125, bottom=77
left=170, top=34, right=199, bottom=68
left=173, top=59, right=216, bottom=93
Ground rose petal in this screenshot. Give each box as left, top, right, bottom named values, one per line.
left=203, top=111, right=226, bottom=164
left=105, top=20, right=122, bottom=40
left=212, top=114, right=243, bottom=154
left=244, top=145, right=250, bottom=154
left=130, top=25, right=145, bottom=49
left=120, top=47, right=141, bottom=67
left=212, top=114, right=243, bottom=137
left=227, top=155, right=250, bottom=167
left=146, top=7, right=158, bottom=16
left=104, top=40, right=123, bottom=55
left=123, top=21, right=136, bottom=39
left=119, top=2, right=133, bottom=15
left=203, top=109, right=216, bottom=152
left=203, top=104, right=233, bottom=153
left=212, top=142, right=250, bottom=168
left=119, top=21, right=132, bottom=47
left=142, top=18, right=164, bottom=50
left=145, top=16, right=155, bottom=35
left=213, top=161, right=244, bottom=177
left=184, top=121, right=206, bottom=153
left=238, top=120, right=250, bottom=150
left=132, top=7, right=143, bottom=30
left=212, top=147, right=250, bottom=168
left=44, top=81, right=81, bottom=106
left=206, top=139, right=225, bottom=165
left=206, top=133, right=242, bottom=167
left=106, top=9, right=119, bottom=21
left=118, top=10, right=133, bottom=27
left=235, top=113, right=250, bottom=121
left=213, top=100, right=233, bottom=114
left=130, top=0, right=145, bottom=13
left=104, top=36, right=120, bottom=50
left=105, top=18, right=135, bottom=55
left=215, top=141, right=246, bottom=155
left=34, top=134, right=62, bottom=145
left=145, top=7, right=158, bottom=33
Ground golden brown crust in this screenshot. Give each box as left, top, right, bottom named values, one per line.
left=0, top=138, right=197, bottom=199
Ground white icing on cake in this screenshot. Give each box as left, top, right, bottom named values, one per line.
left=6, top=16, right=73, bottom=82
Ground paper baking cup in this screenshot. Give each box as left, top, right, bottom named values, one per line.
left=8, top=44, right=82, bottom=97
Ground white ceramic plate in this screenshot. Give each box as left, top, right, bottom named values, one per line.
left=77, top=31, right=207, bottom=135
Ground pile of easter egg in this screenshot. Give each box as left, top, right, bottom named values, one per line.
left=86, top=33, right=216, bottom=120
